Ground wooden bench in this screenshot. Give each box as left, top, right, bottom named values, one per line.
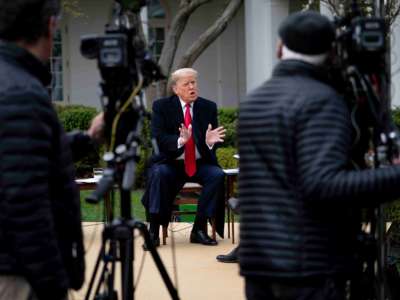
left=224, top=168, right=239, bottom=244
left=161, top=182, right=216, bottom=245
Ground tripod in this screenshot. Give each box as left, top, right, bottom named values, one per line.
left=80, top=1, right=172, bottom=297
left=84, top=110, right=179, bottom=300
left=85, top=169, right=180, bottom=300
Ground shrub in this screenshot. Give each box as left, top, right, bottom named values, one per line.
left=218, top=107, right=237, bottom=125
left=392, top=107, right=400, bottom=128
left=218, top=108, right=238, bottom=148
left=135, top=118, right=151, bottom=189
left=54, top=104, right=101, bottom=177
left=56, top=104, right=97, bottom=131
left=216, top=147, right=238, bottom=169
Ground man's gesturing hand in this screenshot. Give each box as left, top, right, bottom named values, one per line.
left=206, top=124, right=226, bottom=147
left=178, top=123, right=192, bottom=146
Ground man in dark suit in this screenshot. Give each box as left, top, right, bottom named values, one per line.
left=142, top=68, right=226, bottom=247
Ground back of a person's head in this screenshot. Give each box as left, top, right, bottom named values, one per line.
left=278, top=10, right=335, bottom=64
left=0, top=0, right=60, bottom=44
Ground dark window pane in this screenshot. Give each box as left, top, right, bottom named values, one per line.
left=50, top=29, right=63, bottom=101
left=148, top=0, right=165, bottom=19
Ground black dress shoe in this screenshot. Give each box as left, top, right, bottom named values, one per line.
left=143, top=233, right=160, bottom=251
left=190, top=230, right=218, bottom=246
left=216, top=246, right=238, bottom=263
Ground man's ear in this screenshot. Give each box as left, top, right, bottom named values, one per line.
left=171, top=85, right=177, bottom=95
left=47, top=16, right=58, bottom=39
left=276, top=39, right=283, bottom=60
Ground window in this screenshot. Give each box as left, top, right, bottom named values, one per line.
left=148, top=27, right=165, bottom=61
left=147, top=0, right=166, bottom=62
left=148, top=0, right=166, bottom=19
left=50, top=29, right=63, bottom=101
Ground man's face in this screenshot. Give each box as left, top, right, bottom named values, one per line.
left=172, top=74, right=198, bottom=103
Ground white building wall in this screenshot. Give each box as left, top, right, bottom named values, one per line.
left=63, top=0, right=113, bottom=108
left=244, top=0, right=289, bottom=93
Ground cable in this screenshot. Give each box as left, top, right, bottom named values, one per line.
left=109, top=77, right=144, bottom=150
left=170, top=222, right=179, bottom=291
left=349, top=76, right=362, bottom=148
left=134, top=232, right=147, bottom=290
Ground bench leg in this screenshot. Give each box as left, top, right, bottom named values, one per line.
left=162, top=225, right=167, bottom=245
left=211, top=218, right=216, bottom=240
left=227, top=206, right=231, bottom=239
left=232, top=214, right=235, bottom=244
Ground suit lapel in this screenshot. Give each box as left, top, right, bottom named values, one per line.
left=171, top=95, right=184, bottom=126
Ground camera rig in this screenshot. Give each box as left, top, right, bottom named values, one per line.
left=332, top=1, right=400, bottom=299
left=80, top=1, right=178, bottom=300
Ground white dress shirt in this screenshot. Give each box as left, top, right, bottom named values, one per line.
left=177, top=99, right=201, bottom=160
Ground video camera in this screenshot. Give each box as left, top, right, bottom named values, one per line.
left=80, top=0, right=164, bottom=150
left=334, top=14, right=386, bottom=72
left=329, top=0, right=397, bottom=169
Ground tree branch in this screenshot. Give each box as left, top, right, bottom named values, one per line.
left=158, top=0, right=211, bottom=76
left=321, top=0, right=341, bottom=16
left=389, top=1, right=400, bottom=26
left=176, top=0, right=243, bottom=69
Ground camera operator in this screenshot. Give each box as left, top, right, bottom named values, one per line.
left=0, top=1, right=103, bottom=299
left=238, top=10, right=400, bottom=300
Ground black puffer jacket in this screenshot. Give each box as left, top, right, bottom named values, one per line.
left=238, top=60, right=400, bottom=279
left=0, top=41, right=84, bottom=300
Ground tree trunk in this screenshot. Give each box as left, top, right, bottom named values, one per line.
left=176, top=0, right=243, bottom=69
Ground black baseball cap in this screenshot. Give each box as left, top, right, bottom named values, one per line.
left=278, top=10, right=335, bottom=55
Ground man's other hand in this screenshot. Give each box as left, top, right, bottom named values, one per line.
left=206, top=124, right=226, bottom=147
left=178, top=123, right=192, bottom=146
left=87, top=112, right=104, bottom=142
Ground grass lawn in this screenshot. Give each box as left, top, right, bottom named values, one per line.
left=80, top=189, right=146, bottom=222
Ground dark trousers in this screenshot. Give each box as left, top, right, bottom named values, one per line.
left=145, top=160, right=225, bottom=224
left=245, top=276, right=346, bottom=300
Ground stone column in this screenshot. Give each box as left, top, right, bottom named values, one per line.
left=245, top=0, right=289, bottom=92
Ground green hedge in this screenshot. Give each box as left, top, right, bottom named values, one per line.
left=54, top=104, right=101, bottom=178
left=218, top=108, right=238, bottom=148
left=216, top=147, right=238, bottom=169
left=135, top=118, right=151, bottom=188
left=392, top=107, right=400, bottom=127
left=55, top=104, right=97, bottom=131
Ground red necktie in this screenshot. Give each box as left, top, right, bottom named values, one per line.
left=184, top=103, right=196, bottom=177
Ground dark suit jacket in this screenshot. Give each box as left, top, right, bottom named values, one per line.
left=144, top=95, right=225, bottom=237
left=151, top=95, right=219, bottom=165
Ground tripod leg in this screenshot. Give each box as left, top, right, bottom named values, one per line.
left=134, top=220, right=180, bottom=300
left=102, top=238, right=118, bottom=300
left=86, top=230, right=118, bottom=300
left=85, top=240, right=106, bottom=300
left=119, top=232, right=134, bottom=300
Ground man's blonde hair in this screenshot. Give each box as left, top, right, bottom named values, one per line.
left=170, top=68, right=198, bottom=86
